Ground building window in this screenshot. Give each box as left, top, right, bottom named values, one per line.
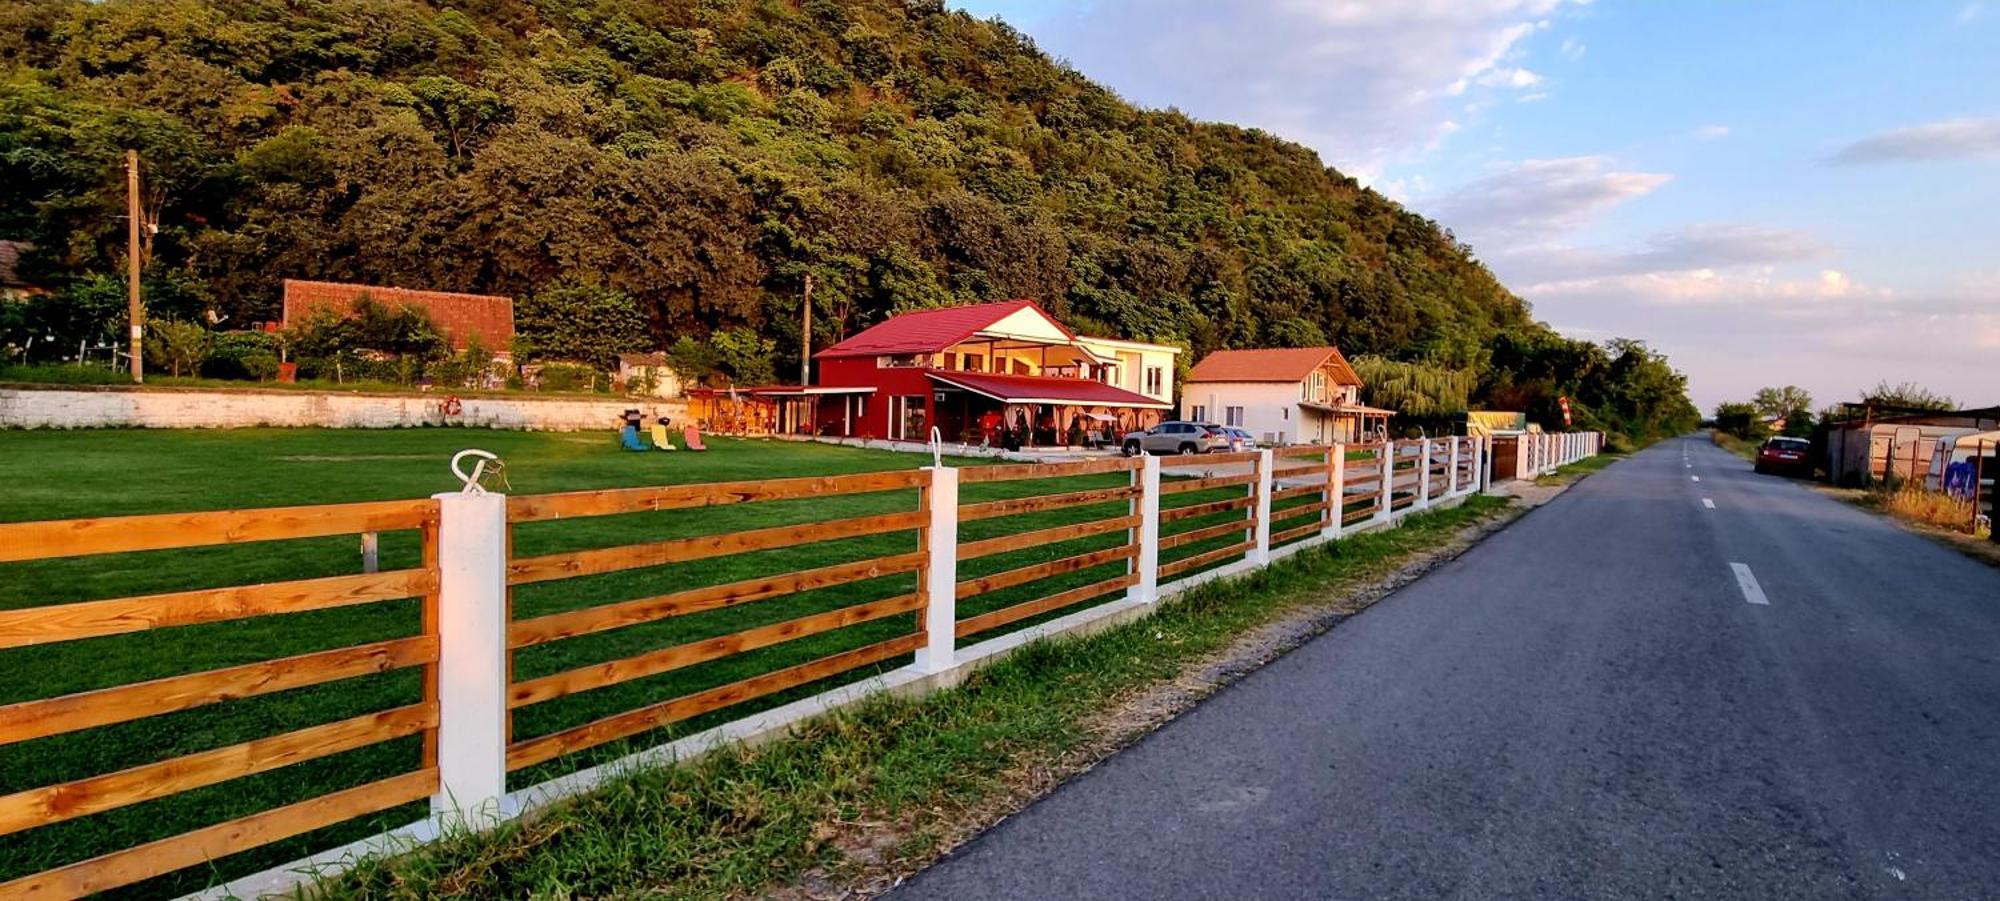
left=1304, top=371, right=1326, bottom=402
left=1191, top=405, right=1207, bottom=422
left=963, top=354, right=983, bottom=372
left=1225, top=406, right=1245, bottom=427
left=881, top=354, right=923, bottom=368
left=1145, top=366, right=1163, bottom=395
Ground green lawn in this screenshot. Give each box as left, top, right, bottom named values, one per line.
left=0, top=428, right=1266, bottom=897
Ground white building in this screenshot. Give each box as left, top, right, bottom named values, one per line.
left=1181, top=346, right=1391, bottom=445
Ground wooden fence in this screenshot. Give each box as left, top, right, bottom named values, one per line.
left=0, top=432, right=1607, bottom=899
left=498, top=470, right=935, bottom=774
left=0, top=500, right=441, bottom=900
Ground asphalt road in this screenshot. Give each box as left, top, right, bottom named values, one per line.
left=892, top=435, right=2000, bottom=900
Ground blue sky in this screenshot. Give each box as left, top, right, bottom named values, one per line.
left=956, top=0, right=1998, bottom=412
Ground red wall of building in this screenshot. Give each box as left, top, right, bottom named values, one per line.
left=815, top=357, right=937, bottom=439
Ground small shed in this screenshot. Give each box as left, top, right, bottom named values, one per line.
left=1826, top=406, right=2000, bottom=486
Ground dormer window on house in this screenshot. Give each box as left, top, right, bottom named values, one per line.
left=1304, top=370, right=1327, bottom=403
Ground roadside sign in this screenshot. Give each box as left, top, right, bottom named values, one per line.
left=1559, top=396, right=1573, bottom=427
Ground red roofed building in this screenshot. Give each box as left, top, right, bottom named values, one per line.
left=1182, top=346, right=1391, bottom=444
left=778, top=300, right=1180, bottom=446
left=282, top=280, right=514, bottom=355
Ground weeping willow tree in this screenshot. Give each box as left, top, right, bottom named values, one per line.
left=1352, top=356, right=1477, bottom=417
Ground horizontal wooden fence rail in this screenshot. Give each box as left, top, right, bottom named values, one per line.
left=0, top=434, right=1544, bottom=898
left=507, top=470, right=928, bottom=522
left=0, top=497, right=442, bottom=900
left=499, top=470, right=935, bottom=778
left=952, top=457, right=1145, bottom=640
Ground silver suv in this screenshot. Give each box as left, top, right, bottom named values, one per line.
left=1122, top=421, right=1232, bottom=456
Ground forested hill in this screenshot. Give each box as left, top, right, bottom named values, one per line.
left=0, top=0, right=1698, bottom=439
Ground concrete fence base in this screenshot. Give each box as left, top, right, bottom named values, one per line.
left=0, top=385, right=686, bottom=431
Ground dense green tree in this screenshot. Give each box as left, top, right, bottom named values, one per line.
left=1752, top=385, right=1812, bottom=420
left=0, top=0, right=1693, bottom=436
left=1862, top=381, right=1956, bottom=412
left=515, top=279, right=647, bottom=370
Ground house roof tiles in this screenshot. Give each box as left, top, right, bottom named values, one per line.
left=1185, top=346, right=1361, bottom=385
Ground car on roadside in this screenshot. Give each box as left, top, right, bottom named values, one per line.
left=1753, top=436, right=1812, bottom=476
left=1122, top=421, right=1233, bottom=456
left=1217, top=426, right=1256, bottom=452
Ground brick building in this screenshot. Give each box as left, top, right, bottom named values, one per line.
left=281, top=280, right=514, bottom=354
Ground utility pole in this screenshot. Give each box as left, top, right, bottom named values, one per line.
left=125, top=149, right=144, bottom=384
left=800, top=272, right=814, bottom=385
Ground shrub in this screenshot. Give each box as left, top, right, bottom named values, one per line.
left=536, top=362, right=602, bottom=392
left=1879, top=484, right=1979, bottom=533
left=147, top=320, right=215, bottom=378
left=428, top=335, right=498, bottom=389
left=205, top=331, right=281, bottom=380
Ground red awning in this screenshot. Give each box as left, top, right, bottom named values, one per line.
left=927, top=371, right=1171, bottom=409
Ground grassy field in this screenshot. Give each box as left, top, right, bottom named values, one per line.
left=0, top=428, right=1270, bottom=896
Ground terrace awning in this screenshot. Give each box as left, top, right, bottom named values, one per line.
left=926, top=371, right=1171, bottom=409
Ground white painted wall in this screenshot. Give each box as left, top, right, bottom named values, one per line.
left=0, top=386, right=689, bottom=431
left=1077, top=337, right=1179, bottom=403
left=1182, top=381, right=1313, bottom=444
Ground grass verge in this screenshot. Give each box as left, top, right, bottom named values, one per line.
left=325, top=494, right=1514, bottom=900
left=1818, top=484, right=1998, bottom=567
left=1534, top=451, right=1624, bottom=487
left=1710, top=430, right=1757, bottom=460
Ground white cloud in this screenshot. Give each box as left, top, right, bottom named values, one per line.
left=1523, top=267, right=1891, bottom=308
left=967, top=0, right=1585, bottom=175
left=1559, top=37, right=1585, bottom=59
left=1958, top=3, right=1984, bottom=24
left=1491, top=223, right=1825, bottom=285
left=1693, top=124, right=1731, bottom=140
left=1477, top=67, right=1544, bottom=89
left=1428, top=156, right=1671, bottom=240
left=1828, top=117, right=2000, bottom=164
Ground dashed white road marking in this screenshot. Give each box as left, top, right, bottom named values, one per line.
left=1702, top=498, right=1716, bottom=509
left=1730, top=562, right=1770, bottom=605
left=1691, top=475, right=1700, bottom=482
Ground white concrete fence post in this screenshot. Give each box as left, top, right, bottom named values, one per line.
left=913, top=466, right=958, bottom=674
left=1251, top=448, right=1273, bottom=565
left=1417, top=439, right=1432, bottom=510
left=430, top=490, right=510, bottom=829
left=1448, top=437, right=1461, bottom=496
left=1128, top=454, right=1161, bottom=604
left=1324, top=443, right=1345, bottom=540
left=1378, top=439, right=1395, bottom=524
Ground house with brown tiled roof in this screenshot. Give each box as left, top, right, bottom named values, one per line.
left=1182, top=346, right=1391, bottom=445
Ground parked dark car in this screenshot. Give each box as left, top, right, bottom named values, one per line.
left=1754, top=436, right=1812, bottom=476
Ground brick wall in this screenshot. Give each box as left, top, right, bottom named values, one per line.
left=282, top=280, right=514, bottom=351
